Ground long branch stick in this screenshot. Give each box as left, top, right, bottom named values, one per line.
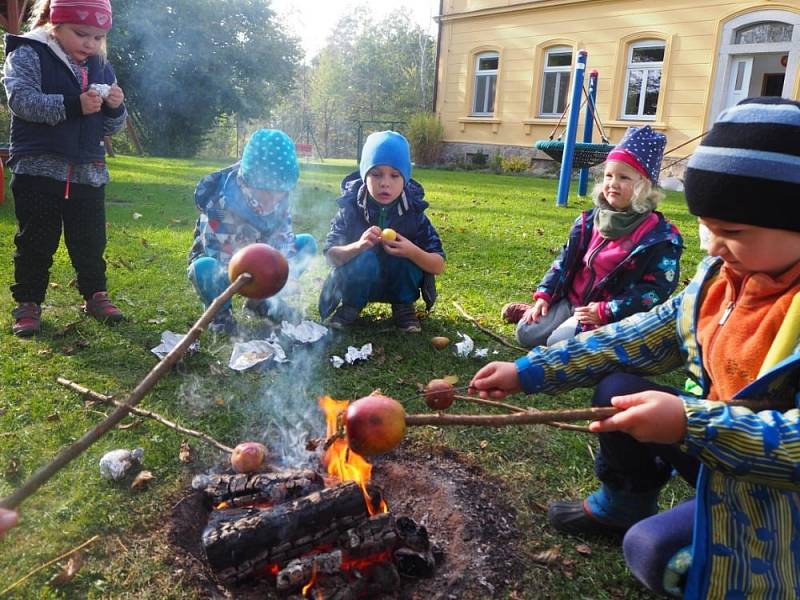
left=0, top=274, right=252, bottom=510
left=453, top=301, right=527, bottom=352
left=453, top=395, right=589, bottom=433
left=56, top=377, right=234, bottom=454
left=406, top=406, right=619, bottom=427
left=0, top=534, right=100, bottom=595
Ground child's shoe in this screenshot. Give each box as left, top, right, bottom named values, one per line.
left=501, top=302, right=531, bottom=324
left=83, top=292, right=124, bottom=324
left=245, top=298, right=300, bottom=323
left=208, top=308, right=236, bottom=335
left=548, top=484, right=659, bottom=536
left=12, top=302, right=42, bottom=337
left=392, top=303, right=421, bottom=333
left=329, top=305, right=361, bottom=330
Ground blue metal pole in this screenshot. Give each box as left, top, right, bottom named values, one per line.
left=578, top=69, right=599, bottom=196
left=555, top=49, right=588, bottom=207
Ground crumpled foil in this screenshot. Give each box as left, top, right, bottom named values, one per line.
left=280, top=320, right=328, bottom=344
left=151, top=331, right=199, bottom=360
left=99, top=448, right=143, bottom=481
left=454, top=332, right=488, bottom=358
left=229, top=337, right=288, bottom=370
left=330, top=343, right=373, bottom=368
left=89, top=83, right=111, bottom=98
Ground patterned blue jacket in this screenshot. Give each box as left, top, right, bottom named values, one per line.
left=537, top=209, right=683, bottom=330
left=516, top=256, right=800, bottom=598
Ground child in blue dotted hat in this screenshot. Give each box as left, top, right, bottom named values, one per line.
left=319, top=131, right=445, bottom=332
left=188, top=129, right=317, bottom=334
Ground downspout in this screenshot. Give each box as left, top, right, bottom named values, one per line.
left=431, top=0, right=444, bottom=114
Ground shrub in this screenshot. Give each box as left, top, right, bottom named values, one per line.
left=501, top=155, right=530, bottom=174
left=406, top=112, right=444, bottom=166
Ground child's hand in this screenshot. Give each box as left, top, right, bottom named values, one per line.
left=521, top=298, right=549, bottom=324
left=589, top=391, right=688, bottom=443
left=358, top=226, right=381, bottom=250
left=381, top=232, right=417, bottom=259
left=105, top=84, right=124, bottom=109
left=574, top=302, right=602, bottom=326
left=469, top=362, right=522, bottom=399
left=80, top=90, right=103, bottom=115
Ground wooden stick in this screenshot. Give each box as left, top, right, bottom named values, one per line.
left=0, top=273, right=253, bottom=510
left=1, top=534, right=100, bottom=595
left=56, top=377, right=234, bottom=454
left=453, top=395, right=590, bottom=433
left=405, top=406, right=619, bottom=427
left=453, top=301, right=527, bottom=352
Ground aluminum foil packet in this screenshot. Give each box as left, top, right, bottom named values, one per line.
left=89, top=83, right=111, bottom=98
left=280, top=320, right=328, bottom=344
left=99, top=448, right=143, bottom=481
left=229, top=337, right=288, bottom=371
left=151, top=331, right=199, bottom=360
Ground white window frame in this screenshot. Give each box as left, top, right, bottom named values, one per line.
left=621, top=40, right=665, bottom=120
left=472, top=52, right=499, bottom=116
left=539, top=46, right=573, bottom=117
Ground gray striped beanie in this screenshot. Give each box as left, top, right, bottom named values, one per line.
left=684, top=97, right=800, bottom=232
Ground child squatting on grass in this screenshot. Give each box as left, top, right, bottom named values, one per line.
left=187, top=129, right=317, bottom=335
left=502, top=125, right=683, bottom=349
left=319, top=131, right=445, bottom=333
left=3, top=0, right=127, bottom=337
left=470, top=97, right=800, bottom=598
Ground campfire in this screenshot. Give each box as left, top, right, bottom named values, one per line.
left=195, top=396, right=440, bottom=598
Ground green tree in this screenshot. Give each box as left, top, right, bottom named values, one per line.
left=109, top=0, right=301, bottom=157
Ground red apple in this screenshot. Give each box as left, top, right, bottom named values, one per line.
left=345, top=393, right=407, bottom=456
left=228, top=243, right=289, bottom=299
left=424, top=379, right=455, bottom=410
left=230, top=441, right=268, bottom=473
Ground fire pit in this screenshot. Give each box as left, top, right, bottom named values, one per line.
left=166, top=396, right=524, bottom=598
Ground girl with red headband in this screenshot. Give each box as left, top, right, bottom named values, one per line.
left=3, top=0, right=126, bottom=336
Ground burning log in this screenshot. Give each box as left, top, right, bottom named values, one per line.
left=338, top=512, right=397, bottom=557
left=203, top=481, right=384, bottom=583
left=276, top=549, right=343, bottom=592
left=196, top=469, right=323, bottom=508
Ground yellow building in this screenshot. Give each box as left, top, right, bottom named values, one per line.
left=433, top=0, right=800, bottom=173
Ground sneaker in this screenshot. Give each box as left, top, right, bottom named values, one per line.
left=501, top=302, right=531, bottom=324
left=392, top=303, right=421, bottom=333
left=329, top=305, right=361, bottom=330
left=208, top=308, right=236, bottom=335
left=12, top=302, right=41, bottom=337
left=83, top=291, right=124, bottom=324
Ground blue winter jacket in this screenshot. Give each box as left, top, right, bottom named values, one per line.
left=516, top=256, right=800, bottom=598
left=319, top=171, right=444, bottom=318
left=537, top=208, right=683, bottom=330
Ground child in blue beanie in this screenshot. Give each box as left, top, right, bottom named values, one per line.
left=319, top=131, right=445, bottom=332
left=188, top=129, right=317, bottom=334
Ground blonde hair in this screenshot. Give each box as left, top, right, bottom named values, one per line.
left=27, top=0, right=108, bottom=58
left=592, top=165, right=664, bottom=214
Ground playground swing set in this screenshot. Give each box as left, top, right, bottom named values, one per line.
left=535, top=49, right=705, bottom=207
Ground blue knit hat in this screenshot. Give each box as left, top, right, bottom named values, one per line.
left=685, top=97, right=800, bottom=232
left=239, top=129, right=299, bottom=192
left=607, top=125, right=666, bottom=183
left=359, top=131, right=412, bottom=184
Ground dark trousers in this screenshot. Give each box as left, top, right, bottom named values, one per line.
left=338, top=250, right=423, bottom=309
left=11, top=174, right=107, bottom=304
left=592, top=373, right=700, bottom=491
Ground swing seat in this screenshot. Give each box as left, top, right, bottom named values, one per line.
left=535, top=140, right=615, bottom=169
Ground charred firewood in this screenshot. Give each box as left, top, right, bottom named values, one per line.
left=338, top=512, right=397, bottom=557
left=276, top=549, right=343, bottom=592
left=195, top=469, right=324, bottom=508
left=203, top=481, right=384, bottom=583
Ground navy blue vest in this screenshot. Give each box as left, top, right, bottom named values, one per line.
left=5, top=34, right=120, bottom=164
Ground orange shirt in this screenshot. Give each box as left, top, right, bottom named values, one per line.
left=697, top=261, right=800, bottom=400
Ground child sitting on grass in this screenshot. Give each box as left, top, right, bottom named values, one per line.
left=319, top=131, right=445, bottom=333
left=470, top=97, right=800, bottom=598
left=188, top=129, right=317, bottom=334
left=502, top=126, right=683, bottom=348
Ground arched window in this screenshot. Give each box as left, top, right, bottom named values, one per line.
left=622, top=40, right=665, bottom=119
left=540, top=46, right=573, bottom=116
left=472, top=52, right=499, bottom=116
left=734, top=21, right=793, bottom=44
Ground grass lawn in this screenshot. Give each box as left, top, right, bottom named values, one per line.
left=0, top=155, right=706, bottom=598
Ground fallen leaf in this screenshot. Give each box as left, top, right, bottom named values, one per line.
left=68, top=278, right=77, bottom=288
left=6, top=458, right=20, bottom=477
left=479, top=440, right=489, bottom=449
left=46, top=413, right=61, bottom=422
left=62, top=345, right=75, bottom=355
left=76, top=340, right=90, bottom=349
left=147, top=318, right=166, bottom=325
left=532, top=545, right=561, bottom=565
left=37, top=348, right=53, bottom=356
left=49, top=282, right=60, bottom=288
left=131, top=470, right=154, bottom=490
left=575, top=543, right=592, bottom=556
left=49, top=553, right=84, bottom=586
left=443, top=374, right=459, bottom=385
left=178, top=441, right=193, bottom=464
left=214, top=397, right=225, bottom=406
left=140, top=238, right=149, bottom=247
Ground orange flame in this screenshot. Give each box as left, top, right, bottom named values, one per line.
left=301, top=563, right=317, bottom=597
left=319, top=396, right=388, bottom=516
